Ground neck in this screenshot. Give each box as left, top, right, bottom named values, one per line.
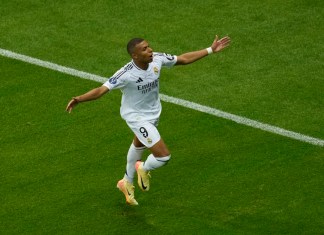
left=133, top=60, right=149, bottom=70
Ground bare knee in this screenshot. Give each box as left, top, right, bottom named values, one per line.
left=133, top=136, right=145, bottom=148
left=150, top=139, right=170, bottom=157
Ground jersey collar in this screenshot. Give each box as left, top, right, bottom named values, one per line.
left=131, top=60, right=151, bottom=71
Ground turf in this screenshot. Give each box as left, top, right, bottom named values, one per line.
left=1, top=0, right=323, bottom=234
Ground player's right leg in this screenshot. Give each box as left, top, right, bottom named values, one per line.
left=123, top=138, right=146, bottom=183
left=117, top=179, right=138, bottom=206
left=117, top=137, right=146, bottom=205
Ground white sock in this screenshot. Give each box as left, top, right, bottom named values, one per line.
left=124, top=143, right=146, bottom=183
left=143, top=154, right=171, bottom=171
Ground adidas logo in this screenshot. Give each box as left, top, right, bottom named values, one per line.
left=136, top=77, right=143, bottom=83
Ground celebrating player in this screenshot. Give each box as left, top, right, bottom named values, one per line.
left=66, top=35, right=230, bottom=205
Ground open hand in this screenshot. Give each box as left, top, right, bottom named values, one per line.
left=211, top=35, right=231, bottom=53
left=66, top=98, right=79, bottom=113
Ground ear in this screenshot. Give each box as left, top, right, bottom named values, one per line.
left=131, top=52, right=138, bottom=59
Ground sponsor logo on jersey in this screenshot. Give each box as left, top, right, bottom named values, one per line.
left=137, top=80, right=159, bottom=94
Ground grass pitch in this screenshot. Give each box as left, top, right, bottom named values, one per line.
left=1, top=0, right=323, bottom=234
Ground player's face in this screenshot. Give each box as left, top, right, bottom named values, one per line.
left=133, top=40, right=153, bottom=64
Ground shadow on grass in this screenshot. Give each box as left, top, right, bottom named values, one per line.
left=112, top=202, right=158, bottom=234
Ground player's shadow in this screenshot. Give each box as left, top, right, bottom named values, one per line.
left=118, top=203, right=157, bottom=233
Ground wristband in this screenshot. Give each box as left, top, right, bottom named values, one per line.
left=206, top=47, right=213, bottom=55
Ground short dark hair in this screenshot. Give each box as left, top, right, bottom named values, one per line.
left=127, top=38, right=144, bottom=55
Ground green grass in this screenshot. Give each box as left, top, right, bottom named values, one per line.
left=1, top=0, right=323, bottom=234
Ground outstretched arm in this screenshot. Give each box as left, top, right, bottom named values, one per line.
left=175, top=35, right=230, bottom=65
left=66, top=85, right=109, bottom=113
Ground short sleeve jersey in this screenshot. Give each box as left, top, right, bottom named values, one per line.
left=103, top=52, right=177, bottom=122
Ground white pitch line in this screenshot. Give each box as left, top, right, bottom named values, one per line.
left=159, top=94, right=324, bottom=147
left=1, top=48, right=323, bottom=147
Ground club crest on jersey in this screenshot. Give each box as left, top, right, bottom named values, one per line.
left=109, top=77, right=117, bottom=84
left=154, top=67, right=159, bottom=75
left=147, top=138, right=152, bottom=144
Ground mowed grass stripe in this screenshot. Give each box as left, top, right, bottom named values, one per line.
left=1, top=47, right=323, bottom=147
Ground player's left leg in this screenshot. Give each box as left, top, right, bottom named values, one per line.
left=136, top=137, right=171, bottom=191
left=142, top=137, right=171, bottom=170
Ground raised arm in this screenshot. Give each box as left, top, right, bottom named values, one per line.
left=66, top=85, right=109, bottom=113
left=175, top=35, right=230, bottom=65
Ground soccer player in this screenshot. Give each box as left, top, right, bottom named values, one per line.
left=66, top=35, right=230, bottom=205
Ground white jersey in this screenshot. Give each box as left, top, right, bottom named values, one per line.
left=103, top=52, right=177, bottom=122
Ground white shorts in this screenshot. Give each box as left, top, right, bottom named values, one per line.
left=126, top=119, right=160, bottom=148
